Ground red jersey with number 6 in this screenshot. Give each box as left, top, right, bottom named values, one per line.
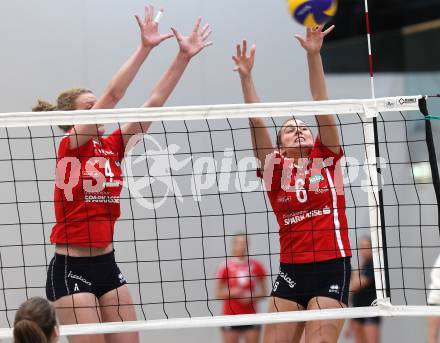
left=217, top=258, right=266, bottom=315
left=259, top=138, right=351, bottom=264
left=51, top=129, right=124, bottom=247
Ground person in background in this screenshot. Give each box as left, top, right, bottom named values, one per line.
left=13, top=297, right=59, bottom=343
left=428, top=253, right=440, bottom=343
left=216, top=233, right=267, bottom=343
left=346, top=236, right=381, bottom=343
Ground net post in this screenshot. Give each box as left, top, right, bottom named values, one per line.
left=372, top=116, right=392, bottom=300
left=361, top=106, right=391, bottom=301
left=420, top=97, right=440, bottom=235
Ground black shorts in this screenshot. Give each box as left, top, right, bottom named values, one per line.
left=222, top=325, right=261, bottom=332
left=271, top=257, right=351, bottom=308
left=46, top=250, right=127, bottom=301
left=352, top=316, right=382, bottom=325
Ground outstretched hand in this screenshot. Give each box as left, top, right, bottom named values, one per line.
left=294, top=25, right=334, bottom=54
left=135, top=5, right=173, bottom=49
left=232, top=40, right=256, bottom=78
left=171, top=17, right=213, bottom=60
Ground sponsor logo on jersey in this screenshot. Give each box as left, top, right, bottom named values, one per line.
left=277, top=195, right=291, bottom=203
left=314, top=188, right=330, bottom=195
left=309, top=174, right=324, bottom=184
left=329, top=284, right=340, bottom=294
left=283, top=206, right=332, bottom=225
left=84, top=194, right=120, bottom=203
left=67, top=271, right=92, bottom=286
left=279, top=270, right=296, bottom=288
left=118, top=273, right=126, bottom=284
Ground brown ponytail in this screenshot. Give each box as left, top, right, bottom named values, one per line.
left=13, top=297, right=57, bottom=343
left=32, top=100, right=56, bottom=112
left=32, top=88, right=92, bottom=132
left=13, top=319, right=49, bottom=343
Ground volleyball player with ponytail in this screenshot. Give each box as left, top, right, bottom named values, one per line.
left=33, top=6, right=212, bottom=343
left=233, top=25, right=351, bottom=343
left=13, top=297, right=59, bottom=343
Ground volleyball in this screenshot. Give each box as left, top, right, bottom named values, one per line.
left=288, top=0, right=338, bottom=28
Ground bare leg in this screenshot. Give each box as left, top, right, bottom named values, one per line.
left=304, top=297, right=345, bottom=343
left=243, top=328, right=261, bottom=343
left=99, top=285, right=139, bottom=343
left=222, top=329, right=241, bottom=343
left=263, top=297, right=306, bottom=343
left=54, top=293, right=105, bottom=343
left=350, top=320, right=366, bottom=343
left=363, top=323, right=380, bottom=343
left=428, top=317, right=440, bottom=343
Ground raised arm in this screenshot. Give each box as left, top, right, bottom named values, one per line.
left=121, top=17, right=213, bottom=147
left=295, top=25, right=341, bottom=153
left=70, top=6, right=172, bottom=148
left=234, top=40, right=273, bottom=169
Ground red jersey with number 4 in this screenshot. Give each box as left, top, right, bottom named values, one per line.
left=51, top=129, right=124, bottom=247
left=217, top=258, right=266, bottom=315
left=260, top=138, right=351, bottom=264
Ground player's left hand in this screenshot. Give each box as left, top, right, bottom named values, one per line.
left=294, top=24, right=334, bottom=54
left=171, top=17, right=213, bottom=59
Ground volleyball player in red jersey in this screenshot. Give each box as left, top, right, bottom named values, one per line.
left=33, top=7, right=212, bottom=343
left=216, top=234, right=267, bottom=343
left=233, top=26, right=351, bottom=343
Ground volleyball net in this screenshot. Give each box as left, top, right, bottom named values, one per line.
left=0, top=95, right=439, bottom=338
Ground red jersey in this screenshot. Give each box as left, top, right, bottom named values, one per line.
left=217, top=258, right=266, bottom=315
left=260, top=138, right=351, bottom=264
left=52, top=129, right=124, bottom=247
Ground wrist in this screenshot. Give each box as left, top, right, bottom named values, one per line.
left=239, top=73, right=253, bottom=83
left=177, top=51, right=192, bottom=63
left=139, top=44, right=153, bottom=55
left=307, top=51, right=321, bottom=57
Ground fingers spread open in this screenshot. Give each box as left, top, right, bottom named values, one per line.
left=148, top=5, right=154, bottom=22
left=193, top=17, right=202, bottom=33
left=250, top=44, right=256, bottom=58
left=144, top=6, right=150, bottom=23
left=134, top=15, right=143, bottom=28
left=236, top=43, right=242, bottom=57
left=170, top=27, right=182, bottom=41
left=201, top=23, right=210, bottom=35
left=202, top=29, right=212, bottom=41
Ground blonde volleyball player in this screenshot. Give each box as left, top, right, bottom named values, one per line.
left=33, top=7, right=212, bottom=343
left=233, top=26, right=351, bottom=343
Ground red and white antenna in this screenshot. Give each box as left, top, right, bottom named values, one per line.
left=364, top=0, right=376, bottom=99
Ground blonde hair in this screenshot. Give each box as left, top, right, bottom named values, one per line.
left=13, top=297, right=57, bottom=343
left=32, top=88, right=92, bottom=132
